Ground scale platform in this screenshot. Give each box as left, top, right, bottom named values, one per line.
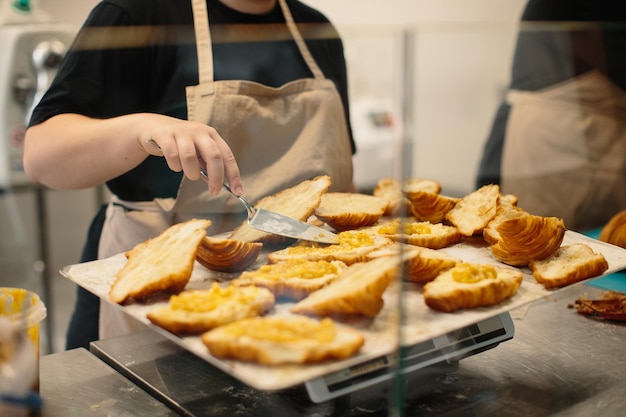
left=90, top=312, right=514, bottom=414
left=305, top=312, right=514, bottom=403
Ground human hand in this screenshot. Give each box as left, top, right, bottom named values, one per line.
left=140, top=116, right=243, bottom=196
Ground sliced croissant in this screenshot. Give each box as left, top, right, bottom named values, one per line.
left=405, top=191, right=460, bottom=223
left=372, top=218, right=462, bottom=249
left=529, top=244, right=609, bottom=289
left=267, top=230, right=391, bottom=265
left=599, top=209, right=626, bottom=249
left=367, top=243, right=460, bottom=283
left=231, top=259, right=347, bottom=301
left=490, top=213, right=566, bottom=266
left=483, top=194, right=525, bottom=245
left=373, top=178, right=441, bottom=216
left=195, top=236, right=262, bottom=272
left=109, top=218, right=211, bottom=304
left=290, top=256, right=398, bottom=318
left=423, top=263, right=523, bottom=312
left=315, top=192, right=387, bottom=231
left=147, top=283, right=275, bottom=334
left=446, top=184, right=500, bottom=236
left=201, top=316, right=364, bottom=365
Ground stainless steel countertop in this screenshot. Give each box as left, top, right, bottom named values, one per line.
left=39, top=282, right=626, bottom=416
left=39, top=347, right=179, bottom=416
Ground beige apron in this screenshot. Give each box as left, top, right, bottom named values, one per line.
left=98, top=0, right=353, bottom=339
left=501, top=70, right=626, bottom=231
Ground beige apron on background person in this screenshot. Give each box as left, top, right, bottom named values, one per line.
left=97, top=0, right=354, bottom=339
left=501, top=70, right=626, bottom=231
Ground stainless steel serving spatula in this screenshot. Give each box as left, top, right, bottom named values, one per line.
left=221, top=183, right=338, bottom=244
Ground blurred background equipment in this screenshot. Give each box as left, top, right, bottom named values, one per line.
left=0, top=0, right=76, bottom=354
left=0, top=0, right=75, bottom=188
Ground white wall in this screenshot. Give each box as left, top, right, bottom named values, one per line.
left=305, top=1, right=526, bottom=194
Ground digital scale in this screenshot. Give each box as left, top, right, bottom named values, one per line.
left=304, top=312, right=514, bottom=403
left=90, top=312, right=516, bottom=414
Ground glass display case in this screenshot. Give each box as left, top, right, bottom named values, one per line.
left=4, top=6, right=626, bottom=415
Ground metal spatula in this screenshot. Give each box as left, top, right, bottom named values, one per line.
left=145, top=139, right=337, bottom=243
left=221, top=183, right=338, bottom=244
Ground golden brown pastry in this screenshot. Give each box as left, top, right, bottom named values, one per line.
left=490, top=213, right=566, bottom=267
left=109, top=218, right=212, bottom=304
left=195, top=236, right=262, bottom=272
left=405, top=191, right=459, bottom=223
left=373, top=178, right=441, bottom=216
left=372, top=218, right=462, bottom=249
left=147, top=283, right=275, bottom=334
left=201, top=316, right=364, bottom=365
left=367, top=243, right=460, bottom=283
left=529, top=244, right=609, bottom=289
left=228, top=175, right=332, bottom=244
left=267, top=230, right=391, bottom=265
left=315, top=192, right=387, bottom=231
left=599, top=209, right=626, bottom=249
left=423, top=263, right=523, bottom=312
left=482, top=194, right=524, bottom=245
left=445, top=184, right=500, bottom=236
left=231, top=259, right=347, bottom=301
left=290, top=256, right=399, bottom=318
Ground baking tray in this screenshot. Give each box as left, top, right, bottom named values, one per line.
left=60, top=230, right=626, bottom=391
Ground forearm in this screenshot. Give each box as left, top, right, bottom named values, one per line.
left=23, top=113, right=151, bottom=189
left=23, top=112, right=244, bottom=196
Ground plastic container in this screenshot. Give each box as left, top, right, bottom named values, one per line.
left=0, top=287, right=47, bottom=415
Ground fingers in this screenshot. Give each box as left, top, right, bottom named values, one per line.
left=210, top=134, right=244, bottom=196
left=143, top=120, right=242, bottom=196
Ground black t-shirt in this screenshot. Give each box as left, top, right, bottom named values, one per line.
left=31, top=0, right=354, bottom=201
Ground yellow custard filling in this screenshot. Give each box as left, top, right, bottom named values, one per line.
left=377, top=219, right=432, bottom=235
left=253, top=259, right=339, bottom=280
left=170, top=283, right=258, bottom=312
left=223, top=317, right=336, bottom=343
left=286, top=231, right=375, bottom=254
left=451, top=263, right=497, bottom=283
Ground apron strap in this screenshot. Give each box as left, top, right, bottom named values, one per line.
left=191, top=0, right=214, bottom=95
left=277, top=0, right=325, bottom=80
left=190, top=0, right=326, bottom=91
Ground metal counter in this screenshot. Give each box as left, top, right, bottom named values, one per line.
left=39, top=282, right=620, bottom=416
left=39, top=347, right=179, bottom=416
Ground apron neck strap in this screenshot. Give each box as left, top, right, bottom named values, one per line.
left=277, top=0, right=325, bottom=79
left=190, top=0, right=325, bottom=88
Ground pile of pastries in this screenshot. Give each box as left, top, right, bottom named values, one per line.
left=106, top=175, right=610, bottom=365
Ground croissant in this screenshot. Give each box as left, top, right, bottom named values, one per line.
left=195, top=236, right=262, bottom=272
left=599, top=209, right=626, bottom=249
left=490, top=213, right=566, bottom=266
left=373, top=178, right=441, bottom=216
left=367, top=243, right=460, bottom=283
left=424, top=263, right=523, bottom=312
left=405, top=191, right=459, bottom=223
left=201, top=316, right=365, bottom=365
left=446, top=184, right=500, bottom=236
left=315, top=192, right=387, bottom=231
left=529, top=244, right=608, bottom=289
left=483, top=194, right=524, bottom=245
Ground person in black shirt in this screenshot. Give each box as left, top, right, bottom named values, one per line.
left=24, top=0, right=356, bottom=349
